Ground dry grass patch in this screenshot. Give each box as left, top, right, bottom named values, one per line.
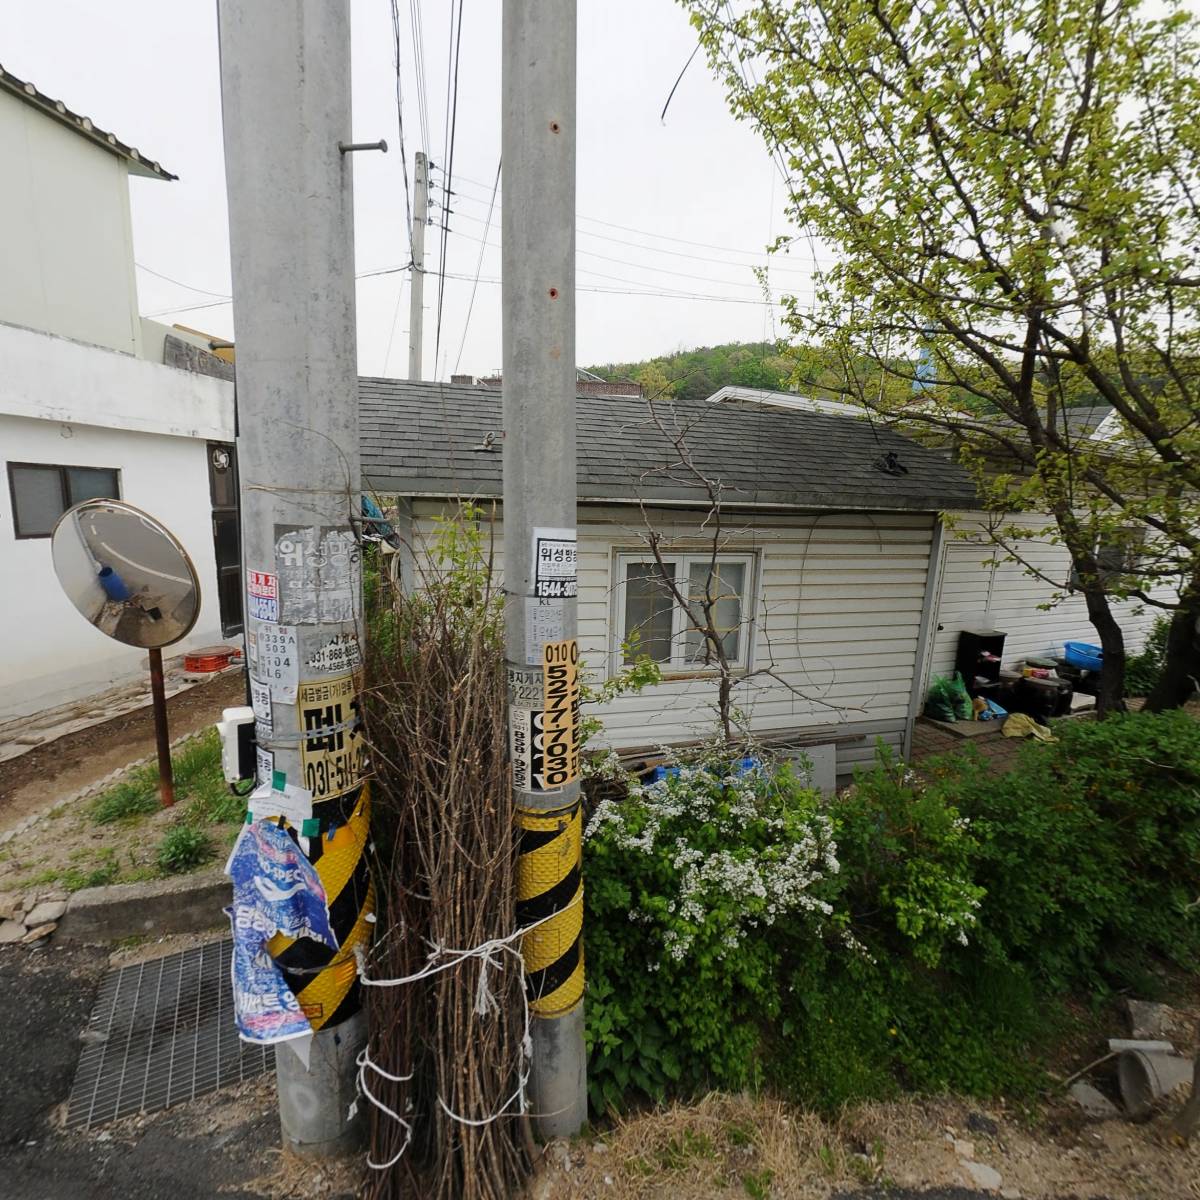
left=530, top=1091, right=1200, bottom=1200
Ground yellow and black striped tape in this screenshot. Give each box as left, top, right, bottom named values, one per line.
left=267, top=781, right=374, bottom=1031
left=516, top=802, right=584, bottom=1017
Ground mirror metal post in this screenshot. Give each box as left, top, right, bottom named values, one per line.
left=147, top=647, right=175, bottom=807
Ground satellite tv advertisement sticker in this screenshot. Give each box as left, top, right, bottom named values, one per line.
left=247, top=569, right=279, bottom=622
left=531, top=527, right=577, bottom=598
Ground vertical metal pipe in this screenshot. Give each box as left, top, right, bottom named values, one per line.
left=408, top=151, right=428, bottom=380
left=217, top=0, right=367, bottom=1158
left=502, top=0, right=587, bottom=1139
left=147, top=648, right=174, bottom=807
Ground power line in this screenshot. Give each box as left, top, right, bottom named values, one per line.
left=451, top=170, right=829, bottom=263
left=426, top=212, right=805, bottom=309
left=433, top=0, right=464, bottom=380
left=453, top=157, right=500, bottom=377
left=408, top=0, right=431, bottom=156
left=382, top=269, right=408, bottom=376
left=145, top=297, right=232, bottom=318
left=135, top=262, right=231, bottom=298
left=443, top=270, right=788, bottom=307
left=387, top=0, right=414, bottom=262
left=448, top=188, right=832, bottom=273
left=446, top=220, right=818, bottom=297
left=144, top=265, right=791, bottom=320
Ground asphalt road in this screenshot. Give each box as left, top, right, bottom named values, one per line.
left=0, top=943, right=287, bottom=1200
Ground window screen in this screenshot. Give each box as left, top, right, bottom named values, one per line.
left=618, top=552, right=754, bottom=671
left=622, top=561, right=676, bottom=663
left=8, top=463, right=120, bottom=538
left=684, top=560, right=745, bottom=664
left=67, top=467, right=119, bottom=506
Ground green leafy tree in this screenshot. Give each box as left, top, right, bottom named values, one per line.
left=589, top=340, right=799, bottom=403
left=685, top=0, right=1200, bottom=713
left=633, top=361, right=678, bottom=401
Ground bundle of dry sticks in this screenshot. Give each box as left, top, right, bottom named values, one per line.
left=362, top=524, right=533, bottom=1200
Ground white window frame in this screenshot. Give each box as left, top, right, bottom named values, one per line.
left=612, top=550, right=757, bottom=675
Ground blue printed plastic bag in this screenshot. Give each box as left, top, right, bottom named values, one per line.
left=225, top=820, right=339, bottom=1045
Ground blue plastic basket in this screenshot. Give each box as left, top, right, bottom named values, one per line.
left=647, top=757, right=760, bottom=784
left=1063, top=641, right=1103, bottom=672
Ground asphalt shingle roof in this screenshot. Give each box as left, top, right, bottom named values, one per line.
left=359, top=378, right=978, bottom=512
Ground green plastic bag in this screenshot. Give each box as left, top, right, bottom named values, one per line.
left=949, top=671, right=973, bottom=720
left=926, top=673, right=973, bottom=722
left=925, top=675, right=958, bottom=721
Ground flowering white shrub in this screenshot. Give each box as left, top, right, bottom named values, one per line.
left=587, top=757, right=839, bottom=963
left=583, top=748, right=843, bottom=1108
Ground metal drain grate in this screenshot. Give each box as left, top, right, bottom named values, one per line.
left=66, top=938, right=272, bottom=1129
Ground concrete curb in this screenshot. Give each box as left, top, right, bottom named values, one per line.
left=57, top=867, right=229, bottom=944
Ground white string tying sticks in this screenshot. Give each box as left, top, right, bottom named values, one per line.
left=352, top=891, right=582, bottom=1169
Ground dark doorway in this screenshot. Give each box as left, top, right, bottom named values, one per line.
left=207, top=443, right=243, bottom=637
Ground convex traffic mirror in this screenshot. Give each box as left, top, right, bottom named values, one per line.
left=51, top=499, right=201, bottom=650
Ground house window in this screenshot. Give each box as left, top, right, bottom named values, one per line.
left=7, top=462, right=120, bottom=539
left=615, top=551, right=755, bottom=671
left=1068, top=527, right=1145, bottom=591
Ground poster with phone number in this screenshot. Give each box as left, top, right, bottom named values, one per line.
left=297, top=673, right=365, bottom=801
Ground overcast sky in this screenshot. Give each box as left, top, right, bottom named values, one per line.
left=5, top=0, right=830, bottom=379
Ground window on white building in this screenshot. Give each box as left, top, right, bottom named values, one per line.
left=7, top=462, right=120, bottom=539
left=615, top=551, right=755, bottom=671
left=1068, top=526, right=1146, bottom=591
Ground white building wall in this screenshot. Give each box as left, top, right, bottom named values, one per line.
left=0, top=89, right=143, bottom=356
left=409, top=503, right=935, bottom=777
left=925, top=512, right=1176, bottom=685
left=0, top=322, right=236, bottom=722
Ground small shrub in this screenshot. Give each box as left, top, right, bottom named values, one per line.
left=90, top=731, right=232, bottom=826
left=777, top=953, right=1044, bottom=1112
left=584, top=749, right=838, bottom=1112
left=955, top=711, right=1200, bottom=990
left=827, top=746, right=983, bottom=966
left=583, top=712, right=1200, bottom=1116
left=1125, top=616, right=1170, bottom=697
left=157, top=825, right=213, bottom=874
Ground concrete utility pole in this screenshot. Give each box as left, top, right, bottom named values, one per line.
left=218, top=0, right=371, bottom=1158
left=407, top=150, right=428, bottom=381
left=502, top=0, right=587, bottom=1138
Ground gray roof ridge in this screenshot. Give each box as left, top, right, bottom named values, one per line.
left=0, top=64, right=176, bottom=180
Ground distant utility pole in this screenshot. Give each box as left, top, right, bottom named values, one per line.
left=218, top=0, right=372, bottom=1158
left=408, top=150, right=428, bottom=381
left=502, top=0, right=587, bottom=1137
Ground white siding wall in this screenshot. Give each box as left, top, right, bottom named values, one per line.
left=0, top=415, right=229, bottom=720
left=410, top=504, right=936, bottom=777
left=926, top=512, right=1176, bottom=683
left=0, top=90, right=143, bottom=356
left=0, top=322, right=236, bottom=722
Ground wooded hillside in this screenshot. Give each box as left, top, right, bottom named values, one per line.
left=586, top=340, right=796, bottom=403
